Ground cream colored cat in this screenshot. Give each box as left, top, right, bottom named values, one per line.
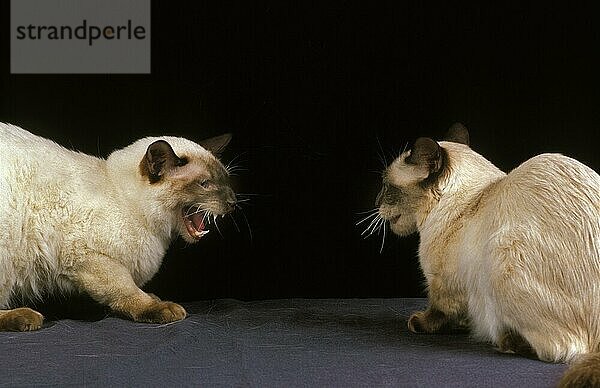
left=376, top=123, right=600, bottom=387
left=0, top=123, right=236, bottom=331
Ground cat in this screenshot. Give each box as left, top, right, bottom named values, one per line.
left=374, top=123, right=600, bottom=387
left=0, top=123, right=236, bottom=331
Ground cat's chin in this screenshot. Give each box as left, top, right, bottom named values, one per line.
left=181, top=207, right=210, bottom=241
left=389, top=218, right=417, bottom=237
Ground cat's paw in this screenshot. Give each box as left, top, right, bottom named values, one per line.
left=408, top=308, right=466, bottom=334
left=408, top=311, right=427, bottom=333
left=497, top=331, right=538, bottom=359
left=136, top=301, right=187, bottom=324
left=0, top=308, right=44, bottom=331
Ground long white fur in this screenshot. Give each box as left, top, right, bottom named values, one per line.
left=418, top=141, right=600, bottom=362
left=0, top=123, right=214, bottom=308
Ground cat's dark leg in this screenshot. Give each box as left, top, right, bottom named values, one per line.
left=408, top=307, right=448, bottom=333
left=0, top=308, right=44, bottom=331
left=408, top=281, right=468, bottom=334
left=408, top=307, right=468, bottom=334
left=67, top=254, right=186, bottom=324
left=497, top=330, right=539, bottom=360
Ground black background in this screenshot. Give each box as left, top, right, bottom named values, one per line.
left=1, top=2, right=599, bottom=302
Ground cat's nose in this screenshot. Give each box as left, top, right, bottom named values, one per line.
left=226, top=191, right=237, bottom=211
left=227, top=199, right=236, bottom=209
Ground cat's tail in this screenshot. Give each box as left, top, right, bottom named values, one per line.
left=558, top=353, right=600, bottom=387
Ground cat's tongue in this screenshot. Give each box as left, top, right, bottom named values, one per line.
left=183, top=211, right=209, bottom=240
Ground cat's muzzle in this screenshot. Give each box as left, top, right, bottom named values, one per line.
left=182, top=206, right=209, bottom=240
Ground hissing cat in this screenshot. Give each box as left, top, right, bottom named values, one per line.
left=375, top=123, right=600, bottom=387
left=0, top=123, right=236, bottom=331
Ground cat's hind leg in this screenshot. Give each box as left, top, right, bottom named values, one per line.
left=496, top=330, right=538, bottom=359
left=0, top=308, right=44, bottom=331
left=488, top=242, right=592, bottom=363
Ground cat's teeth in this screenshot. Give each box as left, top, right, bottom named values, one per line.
left=195, top=230, right=210, bottom=238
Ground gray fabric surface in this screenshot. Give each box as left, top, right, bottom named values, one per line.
left=1, top=298, right=566, bottom=387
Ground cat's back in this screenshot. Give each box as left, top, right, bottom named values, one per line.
left=497, top=153, right=599, bottom=211
left=0, top=123, right=108, bottom=227
left=0, top=123, right=104, bottom=180
left=0, top=122, right=71, bottom=163
left=483, top=153, right=600, bottom=252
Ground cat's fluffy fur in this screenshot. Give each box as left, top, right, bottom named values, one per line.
left=0, top=123, right=235, bottom=331
left=377, top=124, right=600, bottom=386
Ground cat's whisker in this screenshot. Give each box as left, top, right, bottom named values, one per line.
left=227, top=167, right=249, bottom=173
left=184, top=202, right=210, bottom=217
left=365, top=217, right=385, bottom=239
left=225, top=155, right=242, bottom=169
left=360, top=221, right=372, bottom=238
left=225, top=152, right=248, bottom=171
left=185, top=208, right=205, bottom=217
left=356, top=210, right=378, bottom=220
left=356, top=208, right=379, bottom=215
left=239, top=208, right=253, bottom=243
left=377, top=217, right=386, bottom=237
left=213, top=214, right=223, bottom=237
left=226, top=169, right=248, bottom=177
left=379, top=221, right=387, bottom=254
left=400, top=141, right=409, bottom=157
left=356, top=211, right=379, bottom=226
left=361, top=218, right=378, bottom=237
left=376, top=135, right=388, bottom=168
left=362, top=215, right=382, bottom=237
left=229, top=214, right=241, bottom=233
left=361, top=221, right=375, bottom=237
left=185, top=206, right=211, bottom=218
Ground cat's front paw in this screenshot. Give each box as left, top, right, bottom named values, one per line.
left=408, top=311, right=428, bottom=333
left=408, top=308, right=460, bottom=334
left=136, top=301, right=187, bottom=324
left=0, top=308, right=44, bottom=331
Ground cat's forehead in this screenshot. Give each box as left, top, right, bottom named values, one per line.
left=168, top=138, right=227, bottom=174
left=135, top=135, right=226, bottom=173
left=158, top=136, right=212, bottom=158
left=385, top=151, right=429, bottom=187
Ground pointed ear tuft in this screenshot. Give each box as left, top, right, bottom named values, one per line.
left=140, top=140, right=183, bottom=183
left=444, top=122, right=470, bottom=146
left=200, top=133, right=232, bottom=155
left=405, top=137, right=443, bottom=174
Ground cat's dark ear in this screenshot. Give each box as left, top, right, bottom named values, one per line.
left=444, top=122, right=470, bottom=146
left=140, top=140, right=184, bottom=183
left=405, top=137, right=443, bottom=174
left=200, top=133, right=232, bottom=155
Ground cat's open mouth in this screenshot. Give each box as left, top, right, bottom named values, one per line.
left=182, top=207, right=209, bottom=240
